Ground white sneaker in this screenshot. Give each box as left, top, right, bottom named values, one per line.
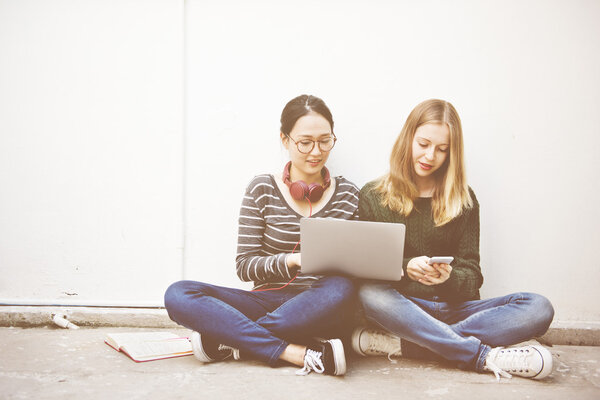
left=484, top=345, right=553, bottom=380
left=351, top=327, right=402, bottom=361
left=190, top=331, right=240, bottom=363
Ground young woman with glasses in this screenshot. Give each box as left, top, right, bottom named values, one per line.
left=164, top=94, right=359, bottom=376
left=351, top=99, right=555, bottom=380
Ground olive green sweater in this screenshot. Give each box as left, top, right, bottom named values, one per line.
left=359, top=180, right=483, bottom=302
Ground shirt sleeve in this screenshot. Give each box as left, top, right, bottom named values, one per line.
left=438, top=192, right=484, bottom=301
left=235, top=182, right=295, bottom=283
left=358, top=189, right=374, bottom=222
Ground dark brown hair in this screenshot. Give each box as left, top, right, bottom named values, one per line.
left=280, top=95, right=334, bottom=135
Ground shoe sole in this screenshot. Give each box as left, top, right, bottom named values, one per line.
left=531, top=346, right=553, bottom=380
left=351, top=328, right=367, bottom=357
left=190, top=331, right=213, bottom=362
left=328, top=338, right=347, bottom=375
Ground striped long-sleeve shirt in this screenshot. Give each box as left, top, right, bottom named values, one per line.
left=236, top=174, right=360, bottom=289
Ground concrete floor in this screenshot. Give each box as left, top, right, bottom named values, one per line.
left=1, top=327, right=599, bottom=400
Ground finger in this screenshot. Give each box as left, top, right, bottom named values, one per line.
left=440, top=265, right=452, bottom=277
left=420, top=264, right=437, bottom=274
left=432, top=263, right=452, bottom=274
left=429, top=264, right=442, bottom=274
left=418, top=278, right=434, bottom=286
left=424, top=272, right=449, bottom=285
left=407, top=270, right=424, bottom=282
left=410, top=271, right=427, bottom=281
left=435, top=271, right=452, bottom=283
left=408, top=264, right=429, bottom=276
left=431, top=265, right=447, bottom=276
left=425, top=266, right=441, bottom=276
left=424, top=275, right=442, bottom=285
left=422, top=273, right=442, bottom=284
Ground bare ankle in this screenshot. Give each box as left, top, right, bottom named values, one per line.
left=279, top=344, right=306, bottom=367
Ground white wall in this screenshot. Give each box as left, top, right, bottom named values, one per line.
left=1, top=0, right=599, bottom=322
left=0, top=0, right=184, bottom=306
left=185, top=0, right=600, bottom=322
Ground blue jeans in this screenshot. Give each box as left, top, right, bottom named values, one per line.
left=164, top=276, right=356, bottom=366
left=358, top=282, right=554, bottom=371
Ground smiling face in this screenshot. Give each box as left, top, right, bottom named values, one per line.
left=411, top=123, right=450, bottom=183
left=281, top=111, right=333, bottom=183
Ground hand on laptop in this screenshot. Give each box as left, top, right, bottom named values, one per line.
left=286, top=253, right=301, bottom=269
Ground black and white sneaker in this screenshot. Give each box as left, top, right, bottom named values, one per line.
left=296, top=338, right=346, bottom=376
left=190, top=331, right=240, bottom=363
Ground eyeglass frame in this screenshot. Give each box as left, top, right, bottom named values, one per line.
left=284, top=132, right=337, bottom=154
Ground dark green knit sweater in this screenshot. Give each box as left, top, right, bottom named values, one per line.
left=359, top=180, right=483, bottom=302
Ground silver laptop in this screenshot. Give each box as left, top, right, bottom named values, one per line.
left=300, top=218, right=405, bottom=281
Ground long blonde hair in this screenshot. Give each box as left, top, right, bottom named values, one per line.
left=375, top=99, right=472, bottom=226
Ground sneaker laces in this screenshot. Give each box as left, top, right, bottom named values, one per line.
left=218, top=344, right=241, bottom=361
left=365, top=330, right=402, bottom=362
left=484, top=347, right=533, bottom=381
left=296, top=349, right=325, bottom=376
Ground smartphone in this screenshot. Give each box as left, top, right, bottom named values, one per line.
left=428, top=256, right=454, bottom=265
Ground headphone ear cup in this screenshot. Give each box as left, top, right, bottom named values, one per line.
left=307, top=183, right=324, bottom=203
left=282, top=161, right=330, bottom=203
left=289, top=180, right=309, bottom=200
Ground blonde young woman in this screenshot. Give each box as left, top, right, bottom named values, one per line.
left=352, top=99, right=555, bottom=380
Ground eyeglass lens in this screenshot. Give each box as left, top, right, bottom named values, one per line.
left=296, top=136, right=336, bottom=154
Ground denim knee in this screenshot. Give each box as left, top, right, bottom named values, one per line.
left=524, top=292, right=554, bottom=336
left=316, top=275, right=356, bottom=303
left=164, top=280, right=184, bottom=316
left=358, top=282, right=396, bottom=313
left=164, top=280, right=205, bottom=313
left=358, top=282, right=375, bottom=304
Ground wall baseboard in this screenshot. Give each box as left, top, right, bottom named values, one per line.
left=1, top=306, right=598, bottom=346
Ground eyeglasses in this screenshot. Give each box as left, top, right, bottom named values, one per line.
left=285, top=133, right=337, bottom=154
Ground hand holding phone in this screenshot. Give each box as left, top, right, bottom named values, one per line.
left=428, top=256, right=454, bottom=265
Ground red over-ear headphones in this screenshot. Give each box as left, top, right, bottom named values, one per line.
left=282, top=161, right=331, bottom=202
